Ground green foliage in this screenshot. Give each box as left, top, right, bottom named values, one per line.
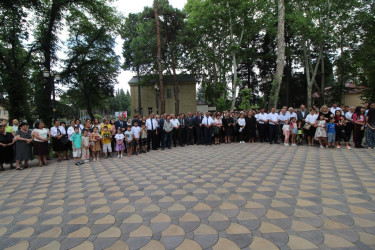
left=215, top=97, right=231, bottom=112
left=108, top=89, right=131, bottom=116
left=239, top=88, right=252, bottom=110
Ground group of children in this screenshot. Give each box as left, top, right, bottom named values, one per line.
left=70, top=121, right=148, bottom=166
left=281, top=117, right=304, bottom=146
left=281, top=115, right=351, bottom=149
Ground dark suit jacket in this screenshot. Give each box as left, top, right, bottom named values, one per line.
left=115, top=120, right=127, bottom=131
left=297, top=110, right=308, bottom=121
left=178, top=118, right=186, bottom=128
left=185, top=116, right=194, bottom=128
left=193, top=116, right=202, bottom=127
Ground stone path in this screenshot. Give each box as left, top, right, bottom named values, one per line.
left=0, top=144, right=375, bottom=249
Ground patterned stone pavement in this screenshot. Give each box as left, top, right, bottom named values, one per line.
left=0, top=144, right=375, bottom=250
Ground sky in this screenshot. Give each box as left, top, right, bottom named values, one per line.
left=111, top=0, right=187, bottom=93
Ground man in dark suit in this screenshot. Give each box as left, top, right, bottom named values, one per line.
left=297, top=104, right=308, bottom=122
left=114, top=115, right=127, bottom=132
left=185, top=112, right=194, bottom=145
left=193, top=112, right=203, bottom=144
left=178, top=113, right=186, bottom=147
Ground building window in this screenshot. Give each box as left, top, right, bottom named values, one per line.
left=148, top=107, right=153, bottom=115
left=167, top=89, right=172, bottom=99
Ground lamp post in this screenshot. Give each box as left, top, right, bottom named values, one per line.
left=43, top=70, right=61, bottom=120
left=154, top=84, right=160, bottom=115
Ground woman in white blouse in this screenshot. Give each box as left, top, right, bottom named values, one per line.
left=237, top=113, right=246, bottom=143
left=305, top=108, right=318, bottom=146
left=33, top=121, right=50, bottom=166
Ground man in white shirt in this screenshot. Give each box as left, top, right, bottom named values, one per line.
left=145, top=113, right=159, bottom=151
left=50, top=120, right=68, bottom=161
left=288, top=107, right=297, bottom=119
left=330, top=103, right=342, bottom=115
left=297, top=104, right=308, bottom=122
left=345, top=106, right=355, bottom=141
left=279, top=107, right=290, bottom=142
left=202, top=112, right=214, bottom=145
left=170, top=114, right=180, bottom=147
left=257, top=108, right=268, bottom=143
left=268, top=108, right=279, bottom=144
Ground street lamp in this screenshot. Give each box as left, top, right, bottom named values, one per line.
left=43, top=70, right=61, bottom=119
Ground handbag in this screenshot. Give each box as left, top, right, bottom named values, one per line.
left=57, top=128, right=69, bottom=145
left=303, top=123, right=311, bottom=130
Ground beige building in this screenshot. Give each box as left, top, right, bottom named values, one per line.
left=0, top=105, right=9, bottom=121
left=129, top=75, right=196, bottom=116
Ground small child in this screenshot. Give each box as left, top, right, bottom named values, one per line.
left=101, top=126, right=113, bottom=159
left=81, top=129, right=90, bottom=163
left=131, top=121, right=141, bottom=155
left=140, top=124, right=147, bottom=154
left=124, top=126, right=133, bottom=157
left=115, top=128, right=125, bottom=158
left=296, top=121, right=303, bottom=145
left=327, top=117, right=336, bottom=148
left=282, top=120, right=290, bottom=146
left=290, top=117, right=297, bottom=146
left=71, top=126, right=83, bottom=165
left=90, top=127, right=101, bottom=161
left=315, top=114, right=327, bottom=148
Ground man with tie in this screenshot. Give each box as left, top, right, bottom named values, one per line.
left=145, top=113, right=158, bottom=151
left=202, top=112, right=214, bottom=146
left=114, top=115, right=127, bottom=132
left=193, top=112, right=203, bottom=145
left=185, top=112, right=194, bottom=145
left=178, top=113, right=186, bottom=147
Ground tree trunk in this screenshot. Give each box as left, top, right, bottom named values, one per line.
left=136, top=65, right=142, bottom=115
left=164, top=18, right=179, bottom=115
left=320, top=51, right=325, bottom=105
left=154, top=0, right=165, bottom=114
left=269, top=0, right=286, bottom=109
left=41, top=0, right=61, bottom=126
left=231, top=52, right=238, bottom=110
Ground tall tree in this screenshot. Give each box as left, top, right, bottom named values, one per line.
left=154, top=0, right=166, bottom=113
left=269, top=0, right=285, bottom=109
left=63, top=7, right=120, bottom=121
left=0, top=1, right=38, bottom=121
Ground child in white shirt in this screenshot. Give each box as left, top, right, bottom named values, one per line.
left=131, top=121, right=141, bottom=155
left=114, top=128, right=125, bottom=158
left=282, top=120, right=291, bottom=146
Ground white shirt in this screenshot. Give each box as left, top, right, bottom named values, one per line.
left=257, top=113, right=268, bottom=124
left=50, top=126, right=66, bottom=138
left=33, top=128, right=49, bottom=142
left=289, top=112, right=297, bottom=119
left=12, top=125, right=18, bottom=132
left=202, top=116, right=214, bottom=126
left=330, top=107, right=342, bottom=115
left=345, top=111, right=353, bottom=121
left=131, top=126, right=141, bottom=139
left=306, top=114, right=318, bottom=124
left=278, top=112, right=290, bottom=124
left=170, top=119, right=180, bottom=128
left=67, top=126, right=75, bottom=141
left=115, top=133, right=125, bottom=141
left=237, top=118, right=246, bottom=127
left=267, top=113, right=279, bottom=125
left=146, top=118, right=158, bottom=131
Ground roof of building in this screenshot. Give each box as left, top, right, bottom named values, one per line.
left=312, top=83, right=365, bottom=98
left=129, top=75, right=195, bottom=85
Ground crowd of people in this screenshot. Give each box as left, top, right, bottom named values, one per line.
left=0, top=102, right=374, bottom=170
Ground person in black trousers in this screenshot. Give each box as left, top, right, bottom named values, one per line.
left=185, top=112, right=194, bottom=145
left=146, top=113, right=158, bottom=151
left=202, top=112, right=214, bottom=145
left=178, top=113, right=186, bottom=147
left=193, top=112, right=203, bottom=145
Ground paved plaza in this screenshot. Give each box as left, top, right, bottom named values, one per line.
left=0, top=144, right=375, bottom=249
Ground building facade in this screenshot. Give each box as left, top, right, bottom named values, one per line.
left=0, top=105, right=9, bottom=121
left=129, top=75, right=196, bottom=116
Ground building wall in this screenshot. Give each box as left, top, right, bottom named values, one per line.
left=131, top=82, right=197, bottom=116
left=0, top=106, right=9, bottom=120
left=342, top=94, right=364, bottom=107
